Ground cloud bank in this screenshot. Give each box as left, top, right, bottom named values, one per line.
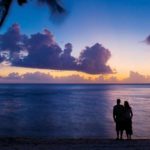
left=0, top=71, right=149, bottom=83
left=0, top=24, right=112, bottom=74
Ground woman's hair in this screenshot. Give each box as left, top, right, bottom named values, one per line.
left=124, top=101, right=130, bottom=109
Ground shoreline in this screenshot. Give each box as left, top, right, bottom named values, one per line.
left=0, top=138, right=150, bottom=150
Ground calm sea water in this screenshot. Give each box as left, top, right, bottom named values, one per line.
left=0, top=84, right=149, bottom=139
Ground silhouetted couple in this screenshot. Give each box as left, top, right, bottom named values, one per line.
left=113, top=99, right=133, bottom=140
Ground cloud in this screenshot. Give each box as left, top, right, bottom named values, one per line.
left=94, top=71, right=150, bottom=83
left=0, top=72, right=87, bottom=83
left=59, top=43, right=77, bottom=69
left=4, top=73, right=21, bottom=80
left=144, top=35, right=150, bottom=45
left=123, top=71, right=150, bottom=83
left=0, top=24, right=28, bottom=62
left=0, top=54, right=6, bottom=62
left=0, top=24, right=113, bottom=74
left=13, top=29, right=63, bottom=69
left=0, top=24, right=27, bottom=52
left=0, top=72, right=53, bottom=83
left=0, top=71, right=150, bottom=83
left=0, top=71, right=110, bottom=83
left=77, top=43, right=112, bottom=74
left=22, top=72, right=53, bottom=81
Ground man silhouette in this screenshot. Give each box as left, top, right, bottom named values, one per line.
left=113, top=99, right=124, bottom=140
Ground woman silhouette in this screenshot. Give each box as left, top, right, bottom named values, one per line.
left=124, top=101, right=133, bottom=139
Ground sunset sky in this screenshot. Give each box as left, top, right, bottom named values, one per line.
left=0, top=0, right=150, bottom=83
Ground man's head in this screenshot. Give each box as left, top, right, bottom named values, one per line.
left=117, top=99, right=121, bottom=105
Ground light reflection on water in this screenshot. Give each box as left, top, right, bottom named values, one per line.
left=0, top=84, right=149, bottom=138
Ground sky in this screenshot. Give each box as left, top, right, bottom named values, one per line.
left=0, top=0, right=150, bottom=83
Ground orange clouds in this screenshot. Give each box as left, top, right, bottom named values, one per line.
left=0, top=70, right=149, bottom=83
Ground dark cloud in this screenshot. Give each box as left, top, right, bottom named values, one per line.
left=0, top=24, right=28, bottom=62
left=59, top=43, right=77, bottom=69
left=13, top=29, right=62, bottom=69
left=0, top=24, right=113, bottom=74
left=145, top=35, right=150, bottom=45
left=0, top=24, right=27, bottom=52
left=0, top=52, right=6, bottom=63
left=77, top=43, right=112, bottom=74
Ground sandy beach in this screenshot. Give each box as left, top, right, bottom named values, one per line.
left=0, top=138, right=149, bottom=150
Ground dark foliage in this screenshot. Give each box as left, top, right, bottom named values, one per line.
left=0, top=0, right=65, bottom=27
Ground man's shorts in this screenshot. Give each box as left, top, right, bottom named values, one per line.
left=116, top=120, right=124, bottom=131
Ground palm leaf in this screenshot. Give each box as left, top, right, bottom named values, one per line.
left=0, top=0, right=65, bottom=27
left=0, top=0, right=12, bottom=27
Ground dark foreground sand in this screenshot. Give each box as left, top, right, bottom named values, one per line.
left=0, top=138, right=150, bottom=150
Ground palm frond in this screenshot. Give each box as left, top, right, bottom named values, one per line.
left=38, top=0, right=65, bottom=13
left=0, top=0, right=12, bottom=27
left=17, top=0, right=27, bottom=6
left=0, top=0, right=65, bottom=27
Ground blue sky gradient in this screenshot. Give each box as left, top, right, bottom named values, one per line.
left=1, top=0, right=150, bottom=80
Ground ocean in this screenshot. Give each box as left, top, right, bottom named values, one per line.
left=0, top=84, right=149, bottom=139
